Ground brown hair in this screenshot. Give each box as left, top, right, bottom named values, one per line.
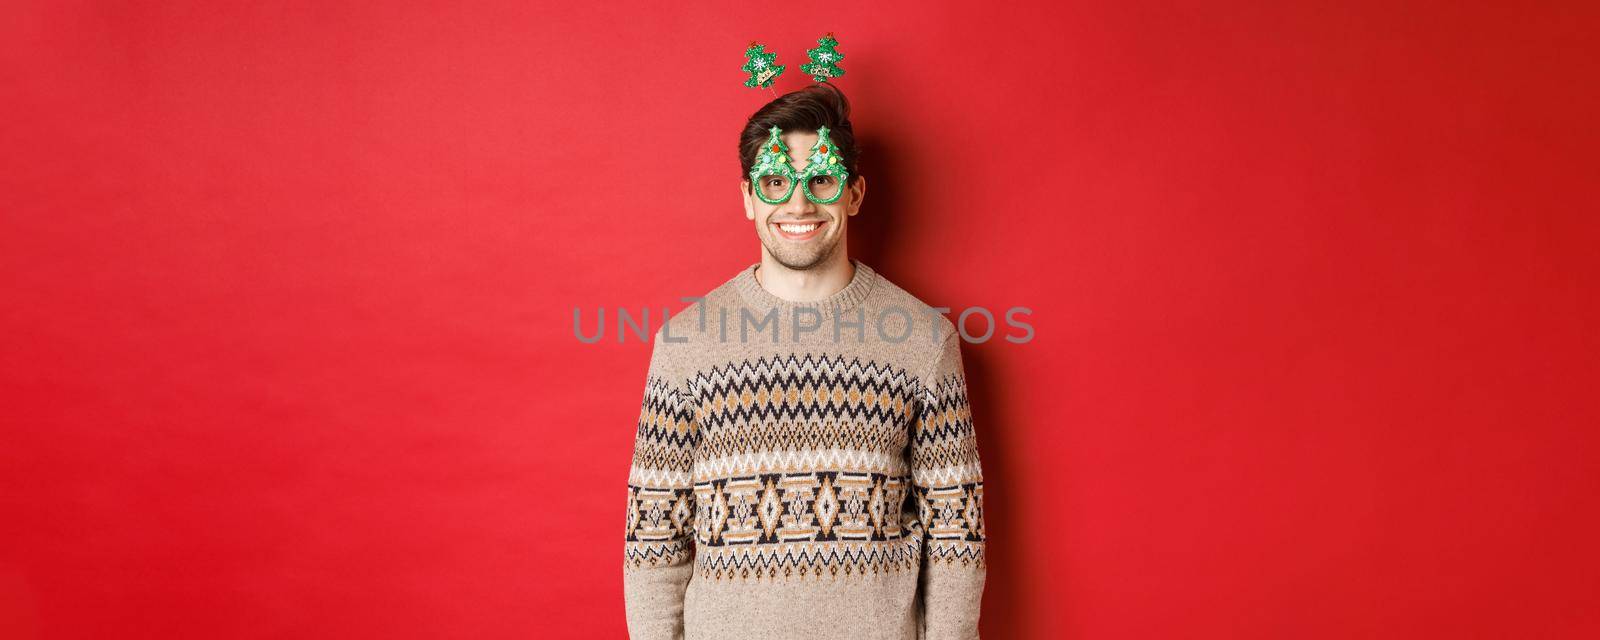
left=738, top=82, right=859, bottom=187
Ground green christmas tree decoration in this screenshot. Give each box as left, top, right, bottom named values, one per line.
left=749, top=126, right=799, bottom=204
left=741, top=42, right=786, bottom=89
left=801, top=33, right=845, bottom=82
left=801, top=125, right=849, bottom=204
left=751, top=126, right=795, bottom=179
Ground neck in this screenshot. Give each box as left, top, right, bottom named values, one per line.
left=753, top=251, right=855, bottom=303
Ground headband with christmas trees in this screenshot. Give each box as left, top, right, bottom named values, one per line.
left=740, top=33, right=845, bottom=90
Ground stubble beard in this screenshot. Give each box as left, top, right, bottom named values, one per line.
left=760, top=223, right=842, bottom=271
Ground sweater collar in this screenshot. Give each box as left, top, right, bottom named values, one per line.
left=732, top=258, right=879, bottom=318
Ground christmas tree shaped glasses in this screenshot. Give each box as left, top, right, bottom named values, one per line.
left=749, top=125, right=849, bottom=205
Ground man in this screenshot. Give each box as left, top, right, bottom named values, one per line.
left=622, top=82, right=987, bottom=640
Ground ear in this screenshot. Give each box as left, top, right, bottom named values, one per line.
left=844, top=175, right=867, bottom=217
left=741, top=180, right=756, bottom=220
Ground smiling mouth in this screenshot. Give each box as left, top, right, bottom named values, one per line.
left=772, top=220, right=826, bottom=241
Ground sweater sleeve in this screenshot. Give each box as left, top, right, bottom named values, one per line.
left=910, top=330, right=988, bottom=639
left=622, top=336, right=700, bottom=640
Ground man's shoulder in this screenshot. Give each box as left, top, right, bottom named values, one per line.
left=650, top=266, right=749, bottom=344
left=861, top=267, right=958, bottom=344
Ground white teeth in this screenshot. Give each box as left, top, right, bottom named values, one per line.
left=778, top=223, right=819, bottom=234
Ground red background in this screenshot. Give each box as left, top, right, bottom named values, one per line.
left=4, top=1, right=1598, bottom=638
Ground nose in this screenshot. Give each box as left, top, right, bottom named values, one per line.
left=778, top=179, right=815, bottom=217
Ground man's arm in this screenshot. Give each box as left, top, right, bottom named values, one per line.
left=910, top=330, right=988, bottom=639
left=622, top=335, right=699, bottom=639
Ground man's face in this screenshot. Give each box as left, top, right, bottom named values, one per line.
left=742, top=130, right=866, bottom=271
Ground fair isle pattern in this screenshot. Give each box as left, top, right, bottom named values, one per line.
left=915, top=483, right=986, bottom=568
left=625, top=351, right=986, bottom=580
left=696, top=538, right=922, bottom=581
left=684, top=353, right=925, bottom=580
left=911, top=369, right=983, bottom=485
left=627, top=376, right=698, bottom=487
left=913, top=367, right=987, bottom=568
left=696, top=419, right=908, bottom=478
left=693, top=471, right=910, bottom=545
left=687, top=353, right=918, bottom=439
left=624, top=375, right=698, bottom=569
left=624, top=485, right=694, bottom=568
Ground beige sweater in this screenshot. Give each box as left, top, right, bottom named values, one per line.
left=623, top=260, right=987, bottom=639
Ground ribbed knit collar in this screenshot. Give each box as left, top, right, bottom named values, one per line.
left=732, top=258, right=879, bottom=318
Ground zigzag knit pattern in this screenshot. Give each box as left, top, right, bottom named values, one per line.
left=625, top=351, right=985, bottom=580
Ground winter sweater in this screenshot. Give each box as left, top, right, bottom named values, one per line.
left=622, top=259, right=987, bottom=639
